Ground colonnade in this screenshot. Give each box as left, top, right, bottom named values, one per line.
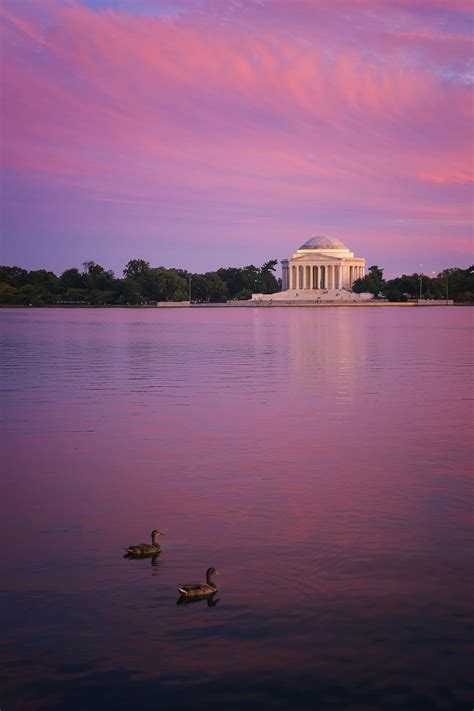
left=283, top=264, right=364, bottom=290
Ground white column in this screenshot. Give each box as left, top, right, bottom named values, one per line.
left=309, top=265, right=313, bottom=290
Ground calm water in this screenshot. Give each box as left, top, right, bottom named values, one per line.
left=1, top=307, right=473, bottom=710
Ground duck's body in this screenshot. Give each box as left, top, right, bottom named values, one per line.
left=178, top=567, right=219, bottom=597
left=126, top=529, right=163, bottom=556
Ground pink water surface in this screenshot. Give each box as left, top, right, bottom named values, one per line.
left=1, top=307, right=472, bottom=710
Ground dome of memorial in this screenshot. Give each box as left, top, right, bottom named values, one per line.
left=299, top=236, right=348, bottom=250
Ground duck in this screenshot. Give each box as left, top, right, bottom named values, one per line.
left=178, top=567, right=220, bottom=597
left=125, top=529, right=164, bottom=556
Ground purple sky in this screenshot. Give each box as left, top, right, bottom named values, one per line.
left=1, top=0, right=473, bottom=278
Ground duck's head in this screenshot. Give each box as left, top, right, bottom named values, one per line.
left=206, top=567, right=220, bottom=579
left=151, top=529, right=164, bottom=538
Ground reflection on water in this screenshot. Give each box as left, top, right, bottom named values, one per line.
left=176, top=593, right=220, bottom=607
left=0, top=307, right=473, bottom=710
left=123, top=553, right=161, bottom=575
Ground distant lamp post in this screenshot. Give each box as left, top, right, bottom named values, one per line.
left=189, top=275, right=192, bottom=303
left=419, top=273, right=423, bottom=299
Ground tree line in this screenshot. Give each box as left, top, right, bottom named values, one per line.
left=0, top=259, right=280, bottom=305
left=352, top=265, right=474, bottom=302
left=0, top=260, right=472, bottom=305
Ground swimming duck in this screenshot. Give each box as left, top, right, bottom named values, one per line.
left=178, top=567, right=220, bottom=597
left=125, top=529, right=163, bottom=556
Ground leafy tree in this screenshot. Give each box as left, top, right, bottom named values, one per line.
left=259, top=259, right=279, bottom=294
left=217, top=267, right=247, bottom=298
left=59, top=268, right=85, bottom=291
left=123, top=259, right=150, bottom=281
left=142, top=268, right=187, bottom=301
left=0, top=266, right=29, bottom=287
left=190, top=272, right=227, bottom=302
left=383, top=274, right=421, bottom=299
left=27, top=270, right=58, bottom=291
left=116, top=278, right=142, bottom=305
left=352, top=265, right=385, bottom=297
left=62, top=288, right=87, bottom=304
left=82, top=261, right=115, bottom=292
left=0, top=282, right=18, bottom=303
left=217, top=261, right=280, bottom=299
left=173, top=289, right=188, bottom=302
left=16, top=284, right=51, bottom=305
left=437, top=266, right=474, bottom=301
left=384, top=289, right=407, bottom=302
left=381, top=267, right=474, bottom=302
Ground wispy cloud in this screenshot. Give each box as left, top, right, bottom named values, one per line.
left=1, top=0, right=472, bottom=272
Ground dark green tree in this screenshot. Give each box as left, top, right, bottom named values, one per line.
left=0, top=266, right=29, bottom=287
left=82, top=261, right=115, bottom=292
left=259, top=259, right=280, bottom=294
left=27, top=270, right=58, bottom=290
left=139, top=268, right=188, bottom=302
left=352, top=265, right=385, bottom=297
left=123, top=259, right=150, bottom=281
left=116, top=278, right=142, bottom=305
left=59, top=268, right=85, bottom=291
left=190, top=272, right=228, bottom=302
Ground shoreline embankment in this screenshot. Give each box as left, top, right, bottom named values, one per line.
left=0, top=300, right=462, bottom=309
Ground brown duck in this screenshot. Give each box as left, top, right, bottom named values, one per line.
left=125, top=529, right=163, bottom=556
left=178, top=567, right=220, bottom=597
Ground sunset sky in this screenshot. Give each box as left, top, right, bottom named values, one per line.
left=2, top=0, right=473, bottom=277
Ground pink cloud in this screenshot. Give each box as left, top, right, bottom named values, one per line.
left=1, top=0, right=472, bottom=273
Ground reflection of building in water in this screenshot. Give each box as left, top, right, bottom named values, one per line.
left=252, top=235, right=371, bottom=302
left=287, top=308, right=366, bottom=406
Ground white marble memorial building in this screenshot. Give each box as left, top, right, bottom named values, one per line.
left=281, top=235, right=365, bottom=291
left=252, top=235, right=369, bottom=303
